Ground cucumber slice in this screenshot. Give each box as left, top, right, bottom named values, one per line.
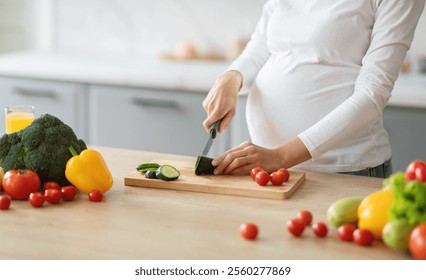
left=137, top=162, right=161, bottom=173
left=144, top=170, right=158, bottom=179
left=195, top=156, right=215, bottom=175
left=156, top=164, right=180, bottom=181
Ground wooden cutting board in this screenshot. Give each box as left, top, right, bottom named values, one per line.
left=124, top=158, right=306, bottom=200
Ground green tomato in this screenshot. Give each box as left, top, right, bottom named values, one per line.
left=382, top=219, right=414, bottom=250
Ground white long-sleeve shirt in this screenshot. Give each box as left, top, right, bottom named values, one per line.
left=228, top=0, right=425, bottom=172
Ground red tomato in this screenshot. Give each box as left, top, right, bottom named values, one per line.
left=270, top=171, right=285, bottom=186
left=42, top=181, right=61, bottom=192
left=240, top=223, right=259, bottom=240
left=2, top=169, right=41, bottom=200
left=337, top=224, right=357, bottom=242
left=296, top=210, right=313, bottom=226
left=405, top=160, right=426, bottom=182
left=277, top=168, right=290, bottom=182
left=312, top=222, right=328, bottom=238
left=409, top=222, right=426, bottom=260
left=353, top=228, right=374, bottom=246
left=61, top=186, right=77, bottom=201
left=88, top=190, right=103, bottom=202
left=250, top=167, right=264, bottom=181
left=255, top=170, right=270, bottom=186
left=44, top=189, right=62, bottom=204
left=287, top=218, right=305, bottom=237
left=0, top=195, right=11, bottom=210
left=28, top=192, right=45, bottom=208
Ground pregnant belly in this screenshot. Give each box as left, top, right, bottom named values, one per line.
left=246, top=62, right=358, bottom=147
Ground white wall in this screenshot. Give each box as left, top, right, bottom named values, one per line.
left=1, top=0, right=426, bottom=69
left=0, top=0, right=31, bottom=53
left=52, top=0, right=266, bottom=57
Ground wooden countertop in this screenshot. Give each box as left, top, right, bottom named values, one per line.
left=0, top=146, right=411, bottom=260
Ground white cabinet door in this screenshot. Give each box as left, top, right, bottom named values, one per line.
left=0, top=77, right=88, bottom=139
left=89, top=85, right=213, bottom=156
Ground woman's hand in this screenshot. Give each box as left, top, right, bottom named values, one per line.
left=212, top=141, right=284, bottom=175
left=212, top=138, right=312, bottom=175
left=202, top=71, right=242, bottom=133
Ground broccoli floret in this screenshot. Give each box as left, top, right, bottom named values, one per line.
left=0, top=132, right=26, bottom=170
left=0, top=114, right=87, bottom=186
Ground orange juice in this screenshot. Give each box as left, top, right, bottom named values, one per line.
left=5, top=112, right=35, bottom=134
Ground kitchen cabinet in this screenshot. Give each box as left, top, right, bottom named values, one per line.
left=0, top=76, right=88, bottom=138
left=0, top=75, right=249, bottom=157
left=88, top=85, right=230, bottom=156
left=229, top=95, right=251, bottom=147
left=383, top=106, right=426, bottom=172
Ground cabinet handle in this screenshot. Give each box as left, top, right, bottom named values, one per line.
left=13, top=87, right=58, bottom=99
left=131, top=97, right=179, bottom=109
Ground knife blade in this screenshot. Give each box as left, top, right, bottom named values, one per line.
left=201, top=119, right=221, bottom=156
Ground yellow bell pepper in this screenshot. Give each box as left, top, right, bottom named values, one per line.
left=358, top=188, right=393, bottom=240
left=0, top=166, right=4, bottom=191
left=65, top=146, right=113, bottom=194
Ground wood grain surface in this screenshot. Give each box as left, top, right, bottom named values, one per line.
left=0, top=147, right=411, bottom=260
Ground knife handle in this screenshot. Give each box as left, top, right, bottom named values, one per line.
left=210, top=119, right=221, bottom=139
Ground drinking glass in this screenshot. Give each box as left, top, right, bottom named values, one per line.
left=4, top=105, right=35, bottom=134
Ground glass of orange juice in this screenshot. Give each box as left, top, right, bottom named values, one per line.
left=5, top=106, right=35, bottom=134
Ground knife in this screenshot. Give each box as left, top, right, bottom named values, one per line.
left=201, top=119, right=221, bottom=156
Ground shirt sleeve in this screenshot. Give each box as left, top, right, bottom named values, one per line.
left=298, top=0, right=426, bottom=159
left=226, top=0, right=277, bottom=87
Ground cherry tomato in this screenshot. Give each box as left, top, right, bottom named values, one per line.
left=277, top=168, right=290, bottom=182
left=353, top=228, right=374, bottom=246
left=42, top=181, right=61, bottom=192
left=270, top=171, right=285, bottom=186
left=255, top=170, right=270, bottom=186
left=409, top=222, right=426, bottom=260
left=28, top=192, right=45, bottom=208
left=312, top=222, right=328, bottom=238
left=44, top=189, right=62, bottom=204
left=250, top=167, right=264, bottom=181
left=2, top=169, right=41, bottom=200
left=337, top=224, right=357, bottom=242
left=0, top=195, right=11, bottom=210
left=296, top=210, right=313, bottom=226
left=405, top=160, right=426, bottom=182
left=61, top=186, right=77, bottom=201
left=240, top=223, right=259, bottom=240
left=287, top=218, right=305, bottom=237
left=88, top=190, right=103, bottom=202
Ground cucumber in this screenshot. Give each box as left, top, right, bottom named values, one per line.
left=137, top=162, right=161, bottom=173
left=144, top=170, right=158, bottom=179
left=156, top=164, right=180, bottom=181
left=195, top=156, right=215, bottom=175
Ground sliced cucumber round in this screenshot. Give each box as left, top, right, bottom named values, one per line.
left=144, top=170, right=158, bottom=179
left=156, top=164, right=180, bottom=181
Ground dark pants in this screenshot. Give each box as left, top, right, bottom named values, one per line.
left=339, top=159, right=393, bottom=179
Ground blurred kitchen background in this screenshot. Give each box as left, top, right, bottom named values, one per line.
left=1, top=0, right=426, bottom=172
left=0, top=0, right=265, bottom=57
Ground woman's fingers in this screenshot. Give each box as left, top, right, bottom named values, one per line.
left=202, top=72, right=241, bottom=132
left=213, top=142, right=256, bottom=175
left=212, top=142, right=285, bottom=176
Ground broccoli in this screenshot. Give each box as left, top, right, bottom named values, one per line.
left=0, top=114, right=87, bottom=186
